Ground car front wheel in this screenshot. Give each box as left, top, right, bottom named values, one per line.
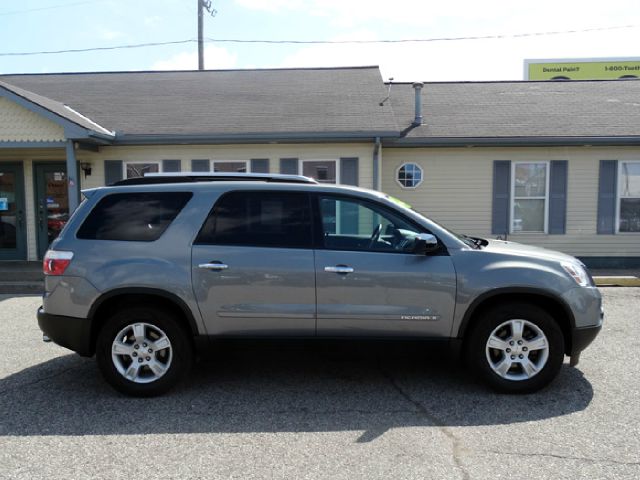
left=467, top=303, right=565, bottom=393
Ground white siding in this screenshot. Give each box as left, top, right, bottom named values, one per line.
left=2, top=144, right=376, bottom=260
left=4, top=142, right=640, bottom=261
left=0, top=98, right=65, bottom=142
left=77, top=143, right=376, bottom=189
left=382, top=146, right=640, bottom=258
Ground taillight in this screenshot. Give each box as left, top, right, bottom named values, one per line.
left=43, top=250, right=74, bottom=276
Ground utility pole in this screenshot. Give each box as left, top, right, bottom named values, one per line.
left=197, top=1, right=216, bottom=70
left=197, top=0, right=204, bottom=70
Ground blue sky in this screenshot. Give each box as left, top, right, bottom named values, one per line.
left=1, top=0, right=639, bottom=80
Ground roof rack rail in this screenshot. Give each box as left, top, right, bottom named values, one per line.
left=112, top=172, right=318, bottom=186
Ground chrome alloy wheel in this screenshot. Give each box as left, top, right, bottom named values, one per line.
left=485, top=319, right=550, bottom=381
left=111, top=322, right=173, bottom=384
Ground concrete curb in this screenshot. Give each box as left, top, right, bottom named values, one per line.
left=592, top=276, right=640, bottom=287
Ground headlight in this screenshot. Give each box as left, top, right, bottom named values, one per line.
left=561, top=262, right=591, bottom=287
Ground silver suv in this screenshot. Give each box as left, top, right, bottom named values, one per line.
left=37, top=173, right=603, bottom=396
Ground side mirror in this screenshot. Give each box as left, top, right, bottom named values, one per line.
left=414, top=233, right=439, bottom=255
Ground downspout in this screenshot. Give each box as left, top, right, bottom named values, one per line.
left=372, top=136, right=381, bottom=191
left=65, top=140, right=79, bottom=212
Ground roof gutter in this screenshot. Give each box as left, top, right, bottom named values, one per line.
left=113, top=131, right=400, bottom=145
left=387, top=135, right=640, bottom=148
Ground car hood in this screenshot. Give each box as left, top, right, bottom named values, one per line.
left=482, top=238, right=581, bottom=265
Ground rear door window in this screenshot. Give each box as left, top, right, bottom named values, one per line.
left=195, top=191, right=312, bottom=248
left=77, top=192, right=192, bottom=241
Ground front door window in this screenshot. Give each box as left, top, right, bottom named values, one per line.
left=0, top=164, right=26, bottom=260
left=0, top=171, right=17, bottom=249
left=318, top=196, right=422, bottom=253
left=35, top=164, right=71, bottom=258
left=44, top=171, right=69, bottom=245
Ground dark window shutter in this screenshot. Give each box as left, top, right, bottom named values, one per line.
left=251, top=158, right=269, bottom=173
left=548, top=160, right=568, bottom=234
left=280, top=158, right=298, bottom=175
left=162, top=159, right=181, bottom=172
left=104, top=160, right=123, bottom=185
left=597, top=160, right=618, bottom=234
left=340, top=157, right=359, bottom=186
left=191, top=159, right=210, bottom=172
left=491, top=160, right=511, bottom=235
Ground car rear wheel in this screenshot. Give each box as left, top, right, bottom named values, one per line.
left=467, top=303, right=564, bottom=393
left=96, top=307, right=193, bottom=397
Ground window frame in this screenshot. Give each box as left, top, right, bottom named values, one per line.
left=123, top=161, right=161, bottom=179
left=194, top=190, right=315, bottom=250
left=300, top=159, right=339, bottom=184
left=395, top=162, right=424, bottom=189
left=616, top=160, right=640, bottom=234
left=211, top=160, right=250, bottom=173
left=510, top=160, right=550, bottom=234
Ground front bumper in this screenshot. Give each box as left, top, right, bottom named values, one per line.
left=568, top=297, right=604, bottom=362
left=570, top=323, right=602, bottom=356
left=37, top=307, right=93, bottom=357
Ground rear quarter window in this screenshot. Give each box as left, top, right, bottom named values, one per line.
left=76, top=192, right=192, bottom=241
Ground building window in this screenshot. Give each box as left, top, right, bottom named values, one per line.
left=212, top=161, right=248, bottom=173
left=125, top=162, right=160, bottom=179
left=302, top=160, right=337, bottom=184
left=396, top=163, right=423, bottom=188
left=618, top=161, right=640, bottom=233
left=511, top=162, right=548, bottom=233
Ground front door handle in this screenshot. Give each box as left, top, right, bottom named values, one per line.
left=324, top=265, right=354, bottom=274
left=198, top=262, right=229, bottom=271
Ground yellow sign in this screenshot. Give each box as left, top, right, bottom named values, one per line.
left=526, top=59, right=640, bottom=80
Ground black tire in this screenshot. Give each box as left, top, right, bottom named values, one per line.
left=96, top=306, right=193, bottom=397
left=466, top=303, right=564, bottom=394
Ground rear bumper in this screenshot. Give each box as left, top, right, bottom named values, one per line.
left=37, top=307, right=93, bottom=357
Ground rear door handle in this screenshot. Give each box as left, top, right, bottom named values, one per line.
left=324, top=265, right=354, bottom=274
left=198, top=262, right=229, bottom=271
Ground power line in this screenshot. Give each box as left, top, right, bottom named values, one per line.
left=0, top=1, right=96, bottom=16
left=0, top=24, right=637, bottom=57
left=208, top=24, right=638, bottom=44
left=0, top=39, right=196, bottom=57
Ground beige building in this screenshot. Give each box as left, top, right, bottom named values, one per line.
left=1, top=67, right=639, bottom=267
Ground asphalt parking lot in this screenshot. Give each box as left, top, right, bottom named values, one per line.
left=1, top=289, right=639, bottom=480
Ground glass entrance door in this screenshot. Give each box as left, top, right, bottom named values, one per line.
left=0, top=163, right=27, bottom=260
left=34, top=163, right=70, bottom=259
